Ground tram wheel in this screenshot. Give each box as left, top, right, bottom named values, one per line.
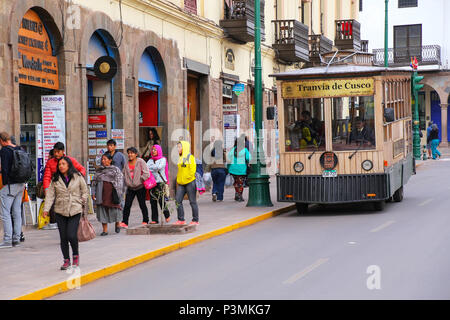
left=393, top=187, right=404, bottom=202
left=373, top=200, right=386, bottom=211
left=295, top=203, right=309, bottom=215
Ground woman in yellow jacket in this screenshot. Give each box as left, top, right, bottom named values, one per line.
left=174, top=141, right=199, bottom=225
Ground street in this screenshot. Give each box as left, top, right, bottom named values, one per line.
left=51, top=159, right=450, bottom=300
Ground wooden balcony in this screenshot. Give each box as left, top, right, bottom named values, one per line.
left=272, top=19, right=309, bottom=64
left=335, top=19, right=361, bottom=51
left=373, top=45, right=441, bottom=67
left=219, top=0, right=265, bottom=44
left=309, top=34, right=333, bottom=63
left=88, top=96, right=106, bottom=110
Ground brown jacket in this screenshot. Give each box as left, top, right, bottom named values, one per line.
left=43, top=173, right=89, bottom=217
left=123, top=158, right=150, bottom=190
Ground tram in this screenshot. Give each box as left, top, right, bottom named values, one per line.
left=272, top=51, right=415, bottom=213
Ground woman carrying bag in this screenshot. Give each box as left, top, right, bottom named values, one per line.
left=43, top=157, right=89, bottom=270
left=227, top=137, right=251, bottom=202
left=146, top=145, right=171, bottom=224
left=120, top=147, right=150, bottom=228
left=91, top=153, right=126, bottom=236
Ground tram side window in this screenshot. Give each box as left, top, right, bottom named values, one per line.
left=331, top=96, right=376, bottom=151
left=284, top=98, right=325, bottom=152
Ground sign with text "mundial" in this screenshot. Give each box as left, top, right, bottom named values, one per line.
left=42, top=95, right=65, bottom=164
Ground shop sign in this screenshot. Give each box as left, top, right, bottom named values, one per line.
left=282, top=78, right=374, bottom=99
left=88, top=115, right=107, bottom=124
left=111, top=129, right=125, bottom=150
left=18, top=10, right=59, bottom=90
left=232, top=83, right=245, bottom=96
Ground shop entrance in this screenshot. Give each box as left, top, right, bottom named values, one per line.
left=187, top=74, right=201, bottom=157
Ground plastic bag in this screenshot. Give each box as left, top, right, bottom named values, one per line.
left=37, top=201, right=50, bottom=229
left=225, top=174, right=234, bottom=187
left=203, top=172, right=212, bottom=186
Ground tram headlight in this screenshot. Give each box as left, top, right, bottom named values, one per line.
left=362, top=160, right=373, bottom=171
left=293, top=161, right=304, bottom=173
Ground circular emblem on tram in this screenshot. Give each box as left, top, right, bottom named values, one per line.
left=320, top=152, right=338, bottom=170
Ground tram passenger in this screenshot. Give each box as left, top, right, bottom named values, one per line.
left=349, top=117, right=375, bottom=146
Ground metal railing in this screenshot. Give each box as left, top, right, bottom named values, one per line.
left=373, top=45, right=441, bottom=66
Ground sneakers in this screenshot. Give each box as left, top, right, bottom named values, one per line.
left=149, top=221, right=158, bottom=224
left=174, top=220, right=186, bottom=225
left=60, top=259, right=71, bottom=270
left=165, top=217, right=171, bottom=223
left=189, top=221, right=199, bottom=226
left=0, top=242, right=13, bottom=249
left=12, top=241, right=21, bottom=247
left=212, top=193, right=217, bottom=202
left=119, top=222, right=128, bottom=229
left=73, top=255, right=79, bottom=267
left=42, top=223, right=58, bottom=230
left=142, top=222, right=149, bottom=226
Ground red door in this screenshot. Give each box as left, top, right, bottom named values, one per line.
left=139, top=91, right=158, bottom=127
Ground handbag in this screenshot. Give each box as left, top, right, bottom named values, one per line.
left=144, top=172, right=157, bottom=190
left=77, top=207, right=96, bottom=242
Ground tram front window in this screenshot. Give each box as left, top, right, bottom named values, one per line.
left=332, top=96, right=376, bottom=151
left=284, top=98, right=325, bottom=152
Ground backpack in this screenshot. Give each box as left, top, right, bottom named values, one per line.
left=7, top=146, right=34, bottom=183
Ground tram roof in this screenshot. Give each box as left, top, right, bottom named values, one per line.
left=270, top=65, right=413, bottom=79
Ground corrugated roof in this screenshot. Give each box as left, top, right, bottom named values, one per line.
left=270, top=65, right=413, bottom=78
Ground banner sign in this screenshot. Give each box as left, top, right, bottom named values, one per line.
left=18, top=10, right=59, bottom=90
left=232, top=83, right=245, bottom=96
left=41, top=95, right=65, bottom=164
left=282, top=78, right=375, bottom=99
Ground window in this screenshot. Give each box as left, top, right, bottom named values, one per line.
left=284, top=98, right=325, bottom=152
left=331, top=96, right=376, bottom=150
left=359, top=0, right=363, bottom=12
left=394, top=24, right=422, bottom=63
left=184, top=0, right=197, bottom=15
left=398, top=0, right=418, bottom=8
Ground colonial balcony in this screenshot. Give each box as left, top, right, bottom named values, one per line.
left=272, top=19, right=309, bottom=64
left=361, top=40, right=369, bottom=53
left=334, top=19, right=361, bottom=51
left=373, top=45, right=441, bottom=67
left=309, top=34, right=333, bottom=64
left=219, top=0, right=265, bottom=44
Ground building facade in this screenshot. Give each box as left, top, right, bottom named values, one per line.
left=360, top=0, right=450, bottom=145
left=0, top=0, right=359, bottom=206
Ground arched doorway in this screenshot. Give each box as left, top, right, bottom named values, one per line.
left=86, top=29, right=120, bottom=176
left=18, top=8, right=64, bottom=202
left=138, top=47, right=163, bottom=161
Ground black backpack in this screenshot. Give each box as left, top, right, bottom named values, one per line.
left=7, top=146, right=34, bottom=183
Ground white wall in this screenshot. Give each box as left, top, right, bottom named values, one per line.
left=359, top=0, right=448, bottom=68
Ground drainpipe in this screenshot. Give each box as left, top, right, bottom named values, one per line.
left=384, top=0, right=389, bottom=67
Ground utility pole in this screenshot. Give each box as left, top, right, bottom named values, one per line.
left=247, top=0, right=273, bottom=207
left=384, top=0, right=389, bottom=67
left=411, top=58, right=424, bottom=160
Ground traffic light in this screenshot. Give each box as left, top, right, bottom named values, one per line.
left=412, top=71, right=424, bottom=93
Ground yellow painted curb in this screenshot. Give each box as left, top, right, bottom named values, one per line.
left=14, top=204, right=295, bottom=300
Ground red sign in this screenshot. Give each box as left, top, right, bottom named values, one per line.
left=88, top=115, right=107, bottom=124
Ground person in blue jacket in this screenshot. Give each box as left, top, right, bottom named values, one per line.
left=227, top=137, right=251, bottom=202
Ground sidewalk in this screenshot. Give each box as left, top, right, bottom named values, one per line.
left=0, top=177, right=294, bottom=300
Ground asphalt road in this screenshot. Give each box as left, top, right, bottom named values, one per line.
left=51, top=159, right=450, bottom=300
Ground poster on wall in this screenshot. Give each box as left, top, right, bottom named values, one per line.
left=41, top=95, right=65, bottom=164
left=223, top=104, right=238, bottom=150
left=88, top=114, right=107, bottom=181
left=111, top=129, right=125, bottom=150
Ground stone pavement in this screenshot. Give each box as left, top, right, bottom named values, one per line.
left=0, top=177, right=293, bottom=300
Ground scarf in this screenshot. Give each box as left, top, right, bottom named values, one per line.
left=151, top=144, right=170, bottom=185
left=93, top=165, right=125, bottom=198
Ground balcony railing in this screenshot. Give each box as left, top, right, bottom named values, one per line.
left=272, top=19, right=309, bottom=63
left=335, top=19, right=361, bottom=51
left=309, top=34, right=333, bottom=63
left=373, top=45, right=441, bottom=67
left=220, top=0, right=265, bottom=44
left=88, top=96, right=106, bottom=110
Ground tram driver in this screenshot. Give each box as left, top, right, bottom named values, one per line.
left=349, top=117, right=375, bottom=146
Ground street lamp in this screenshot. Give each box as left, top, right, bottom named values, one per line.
left=411, top=57, right=424, bottom=160
left=247, top=0, right=273, bottom=207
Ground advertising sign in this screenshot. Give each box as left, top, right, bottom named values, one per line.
left=18, top=10, right=59, bottom=90
left=41, top=95, right=65, bottom=164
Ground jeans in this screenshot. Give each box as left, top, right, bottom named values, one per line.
left=0, top=183, right=24, bottom=243
left=431, top=139, right=441, bottom=159
left=55, top=213, right=81, bottom=260
left=211, top=168, right=227, bottom=201
left=122, top=187, right=149, bottom=225
left=150, top=183, right=170, bottom=222
left=176, top=180, right=199, bottom=222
